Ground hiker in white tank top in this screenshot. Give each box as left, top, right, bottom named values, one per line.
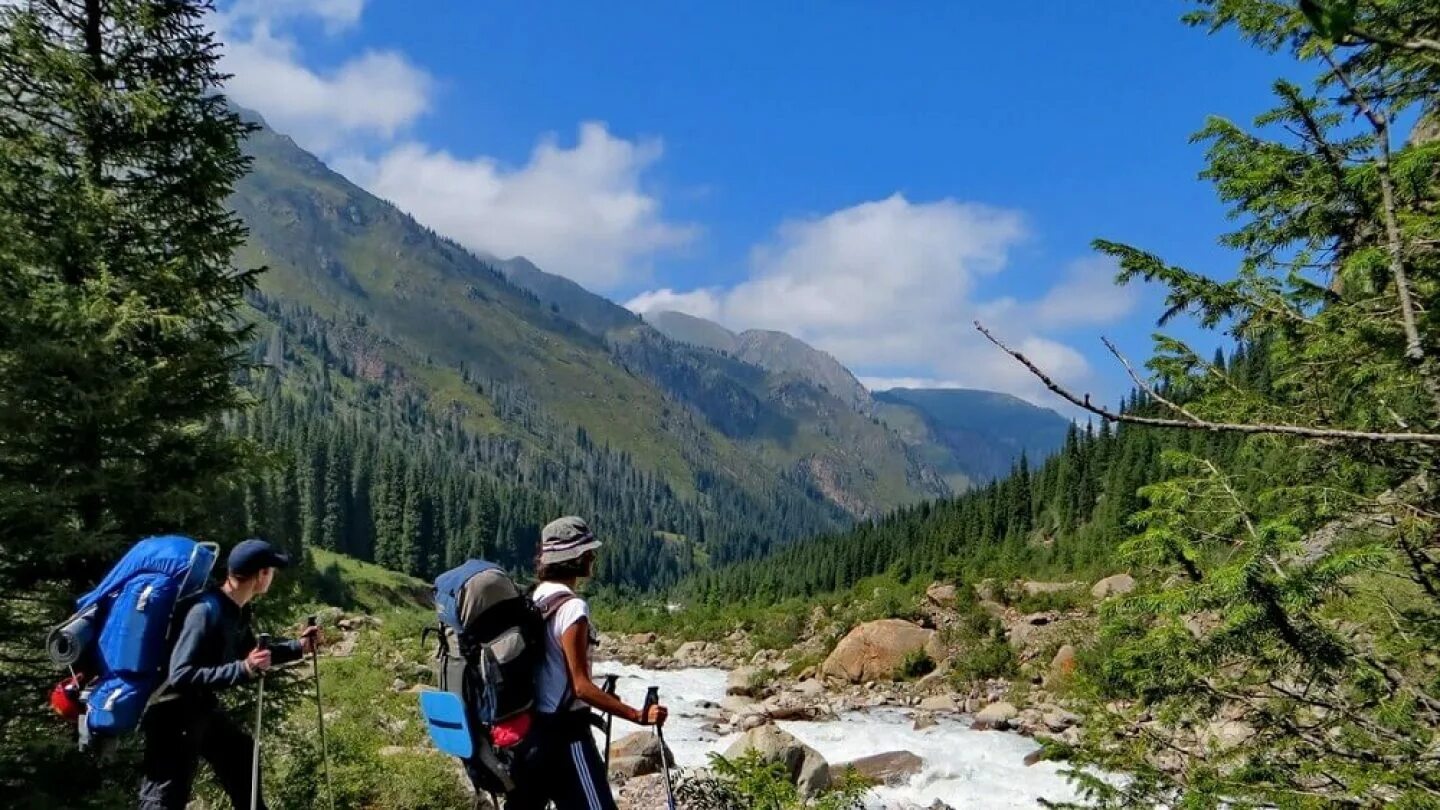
left=505, top=516, right=670, bottom=810
left=531, top=579, right=590, bottom=714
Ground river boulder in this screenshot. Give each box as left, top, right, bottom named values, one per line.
left=972, top=701, right=1019, bottom=730
left=674, top=640, right=712, bottom=665
left=723, top=723, right=831, bottom=798
left=918, top=694, right=959, bottom=713
left=609, top=731, right=673, bottom=778
left=830, top=750, right=924, bottom=786
left=721, top=694, right=759, bottom=716
left=727, top=666, right=767, bottom=697
left=1020, top=580, right=1083, bottom=596
left=821, top=619, right=940, bottom=683
left=762, top=693, right=833, bottom=722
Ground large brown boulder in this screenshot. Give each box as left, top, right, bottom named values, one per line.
left=830, top=750, right=924, bottom=786
left=821, top=619, right=940, bottom=683
left=723, top=724, right=831, bottom=798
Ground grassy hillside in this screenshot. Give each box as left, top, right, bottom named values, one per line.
left=308, top=548, right=433, bottom=614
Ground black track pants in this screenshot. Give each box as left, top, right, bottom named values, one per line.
left=505, top=711, right=617, bottom=810
left=137, top=702, right=266, bottom=810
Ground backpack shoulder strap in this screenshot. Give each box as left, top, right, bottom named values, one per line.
left=534, top=590, right=597, bottom=711
left=534, top=590, right=578, bottom=621
left=167, top=590, right=218, bottom=641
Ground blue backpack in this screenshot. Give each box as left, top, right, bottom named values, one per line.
left=423, top=560, right=568, bottom=794
left=47, top=535, right=218, bottom=749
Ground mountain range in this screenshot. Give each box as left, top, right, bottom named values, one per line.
left=227, top=109, right=1070, bottom=577
left=641, top=311, right=1071, bottom=488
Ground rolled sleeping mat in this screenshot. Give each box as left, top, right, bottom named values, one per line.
left=47, top=605, right=99, bottom=668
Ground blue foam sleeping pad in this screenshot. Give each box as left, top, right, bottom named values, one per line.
left=418, top=690, right=474, bottom=758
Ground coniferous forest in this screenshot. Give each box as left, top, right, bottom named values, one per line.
left=221, top=293, right=846, bottom=593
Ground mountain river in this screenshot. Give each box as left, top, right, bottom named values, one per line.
left=596, top=662, right=1087, bottom=808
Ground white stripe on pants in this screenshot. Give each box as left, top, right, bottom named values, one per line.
left=570, top=741, right=602, bottom=810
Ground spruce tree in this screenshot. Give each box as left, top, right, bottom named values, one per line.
left=1029, top=3, right=1440, bottom=806
left=0, top=0, right=258, bottom=802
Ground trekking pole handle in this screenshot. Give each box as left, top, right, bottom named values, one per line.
left=307, top=614, right=317, bottom=629
left=643, top=686, right=659, bottom=713
left=257, top=633, right=271, bottom=651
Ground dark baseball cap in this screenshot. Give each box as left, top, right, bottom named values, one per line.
left=227, top=539, right=292, bottom=577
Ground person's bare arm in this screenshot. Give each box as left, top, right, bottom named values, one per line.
left=561, top=617, right=666, bottom=725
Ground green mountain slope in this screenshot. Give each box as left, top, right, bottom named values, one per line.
left=490, top=254, right=642, bottom=337
left=223, top=113, right=952, bottom=586
left=874, top=388, right=1071, bottom=486
left=462, top=250, right=949, bottom=516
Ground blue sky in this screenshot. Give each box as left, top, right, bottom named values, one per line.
left=214, top=0, right=1302, bottom=407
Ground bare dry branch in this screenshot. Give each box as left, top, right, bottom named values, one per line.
left=1102, top=336, right=1203, bottom=423
left=974, top=321, right=1440, bottom=445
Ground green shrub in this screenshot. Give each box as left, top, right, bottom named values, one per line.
left=1009, top=587, right=1088, bottom=615
left=785, top=652, right=825, bottom=677
left=209, top=605, right=470, bottom=810
left=895, top=649, right=936, bottom=680
left=752, top=608, right=806, bottom=650
left=675, top=751, right=869, bottom=810
left=747, top=667, right=777, bottom=692
left=951, top=636, right=1018, bottom=684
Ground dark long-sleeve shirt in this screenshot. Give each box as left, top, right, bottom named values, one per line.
left=153, top=588, right=302, bottom=709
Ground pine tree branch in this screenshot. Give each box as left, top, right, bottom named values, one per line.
left=1101, top=336, right=1203, bottom=423
left=974, top=322, right=1440, bottom=444
left=1321, top=50, right=1440, bottom=420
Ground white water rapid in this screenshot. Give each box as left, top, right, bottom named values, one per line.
left=595, top=662, right=1087, bottom=809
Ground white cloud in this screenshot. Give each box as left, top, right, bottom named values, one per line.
left=338, top=123, right=698, bottom=289
left=626, top=288, right=724, bottom=321
left=959, top=260, right=1131, bottom=324
left=211, top=1, right=692, bottom=288
left=215, top=1, right=432, bottom=153
left=628, top=194, right=1134, bottom=405
left=1032, top=255, right=1135, bottom=327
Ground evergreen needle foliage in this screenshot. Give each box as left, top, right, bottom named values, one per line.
left=0, top=1, right=266, bottom=804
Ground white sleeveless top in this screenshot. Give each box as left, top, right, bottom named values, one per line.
left=532, top=582, right=591, bottom=713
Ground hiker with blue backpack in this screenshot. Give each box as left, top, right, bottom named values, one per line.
left=507, top=516, right=669, bottom=810
left=421, top=516, right=668, bottom=810
left=135, top=538, right=319, bottom=810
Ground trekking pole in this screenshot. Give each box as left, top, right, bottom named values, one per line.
left=601, top=674, right=618, bottom=773
left=250, top=633, right=270, bottom=810
left=644, top=686, right=676, bottom=810
left=307, top=615, right=336, bottom=810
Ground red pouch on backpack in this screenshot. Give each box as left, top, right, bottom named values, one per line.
left=50, top=674, right=85, bottom=720
left=490, top=711, right=532, bottom=748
